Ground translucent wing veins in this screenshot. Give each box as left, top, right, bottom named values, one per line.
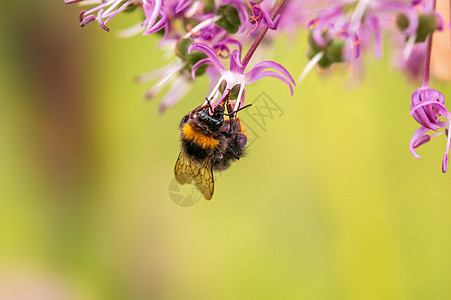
left=174, top=151, right=214, bottom=200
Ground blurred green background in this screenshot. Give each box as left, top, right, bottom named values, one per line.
left=1, top=1, right=451, bottom=299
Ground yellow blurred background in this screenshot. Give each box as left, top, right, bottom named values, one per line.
left=1, top=1, right=451, bottom=299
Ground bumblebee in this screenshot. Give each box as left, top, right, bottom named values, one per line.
left=174, top=92, right=251, bottom=200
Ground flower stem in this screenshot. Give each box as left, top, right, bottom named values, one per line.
left=422, top=0, right=437, bottom=87
left=241, top=0, right=288, bottom=69
left=422, top=33, right=433, bottom=87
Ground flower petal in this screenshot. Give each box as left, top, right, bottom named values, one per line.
left=188, top=43, right=225, bottom=73
left=230, top=50, right=243, bottom=73
left=175, top=0, right=191, bottom=14
left=245, top=61, right=295, bottom=86
left=442, top=153, right=449, bottom=173
left=410, top=126, right=431, bottom=159
left=247, top=71, right=294, bottom=96
left=410, top=99, right=451, bottom=119
left=368, top=15, right=382, bottom=59
left=159, top=76, right=191, bottom=113
left=142, top=0, right=163, bottom=35
left=191, top=58, right=211, bottom=79
left=410, top=88, right=447, bottom=130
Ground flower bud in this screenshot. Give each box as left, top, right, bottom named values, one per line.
left=396, top=13, right=442, bottom=43
left=215, top=5, right=241, bottom=34
left=176, top=38, right=208, bottom=76
left=410, top=88, right=445, bottom=131
left=307, top=30, right=345, bottom=69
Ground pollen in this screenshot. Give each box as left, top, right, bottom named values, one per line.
left=182, top=124, right=219, bottom=148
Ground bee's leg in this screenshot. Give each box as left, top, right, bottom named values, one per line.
left=226, top=146, right=240, bottom=160
left=230, top=119, right=237, bottom=134
left=225, top=101, right=236, bottom=134
left=229, top=116, right=244, bottom=136
left=206, top=97, right=214, bottom=113
left=225, top=100, right=235, bottom=118
left=234, top=117, right=242, bottom=132
left=192, top=105, right=204, bottom=114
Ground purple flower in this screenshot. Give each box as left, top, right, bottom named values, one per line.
left=175, top=0, right=191, bottom=15
left=136, top=59, right=193, bottom=113
left=222, top=0, right=249, bottom=34
left=299, top=1, right=378, bottom=82
left=181, top=0, right=248, bottom=39
left=65, top=0, right=169, bottom=35
left=188, top=43, right=295, bottom=111
left=247, top=1, right=280, bottom=36
left=270, top=0, right=308, bottom=36
left=170, top=0, right=209, bottom=17
left=65, top=0, right=139, bottom=32
left=394, top=42, right=426, bottom=80
left=299, top=0, right=422, bottom=82
left=212, top=38, right=243, bottom=59
left=182, top=13, right=224, bottom=40
left=392, top=0, right=444, bottom=58
left=409, top=87, right=451, bottom=173
left=141, top=0, right=169, bottom=36
left=410, top=87, right=445, bottom=131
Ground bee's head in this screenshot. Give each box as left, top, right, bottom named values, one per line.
left=198, top=105, right=224, bottom=131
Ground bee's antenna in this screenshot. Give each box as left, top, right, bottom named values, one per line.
left=221, top=104, right=252, bottom=116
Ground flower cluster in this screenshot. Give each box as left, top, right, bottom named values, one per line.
left=64, top=0, right=450, bottom=172
left=299, top=0, right=444, bottom=81
left=66, top=0, right=281, bottom=112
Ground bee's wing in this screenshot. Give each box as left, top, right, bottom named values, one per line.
left=194, top=157, right=214, bottom=200
left=174, top=151, right=214, bottom=200
left=174, top=151, right=193, bottom=185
